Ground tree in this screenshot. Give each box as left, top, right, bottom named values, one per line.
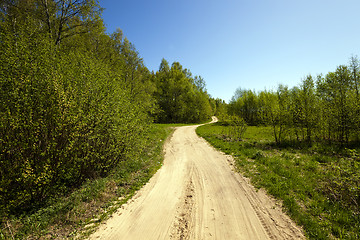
left=1, top=0, right=103, bottom=46
left=214, top=98, right=227, bottom=120
left=349, top=56, right=360, bottom=139
left=259, top=90, right=282, bottom=143
left=153, top=59, right=212, bottom=123
left=298, top=75, right=317, bottom=142
left=229, top=89, right=260, bottom=126
left=327, top=66, right=352, bottom=142
left=194, top=75, right=206, bottom=92
left=349, top=55, right=360, bottom=98
left=41, top=0, right=103, bottom=45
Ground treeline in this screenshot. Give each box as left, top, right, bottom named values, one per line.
left=0, top=0, right=214, bottom=216
left=228, top=57, right=360, bottom=145
left=154, top=59, right=213, bottom=123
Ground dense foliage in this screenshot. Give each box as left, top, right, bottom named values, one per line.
left=153, top=59, right=213, bottom=123
left=0, top=0, right=214, bottom=218
left=228, top=58, right=360, bottom=145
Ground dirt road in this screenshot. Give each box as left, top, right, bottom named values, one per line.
left=89, top=117, right=305, bottom=239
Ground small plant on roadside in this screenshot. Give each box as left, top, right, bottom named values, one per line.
left=221, top=115, right=247, bottom=141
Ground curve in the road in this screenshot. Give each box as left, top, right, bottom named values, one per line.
left=90, top=117, right=305, bottom=239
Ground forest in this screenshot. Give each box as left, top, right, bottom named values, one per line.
left=0, top=0, right=215, bottom=220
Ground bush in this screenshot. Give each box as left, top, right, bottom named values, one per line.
left=0, top=29, right=150, bottom=216
left=221, top=115, right=247, bottom=141
left=322, top=155, right=360, bottom=214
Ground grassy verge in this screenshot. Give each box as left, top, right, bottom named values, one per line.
left=0, top=124, right=174, bottom=240
left=196, top=122, right=360, bottom=240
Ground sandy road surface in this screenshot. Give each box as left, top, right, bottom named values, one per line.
left=90, top=117, right=305, bottom=239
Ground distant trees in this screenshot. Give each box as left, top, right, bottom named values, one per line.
left=153, top=59, right=213, bottom=123
left=228, top=57, right=360, bottom=145
left=228, top=89, right=260, bottom=125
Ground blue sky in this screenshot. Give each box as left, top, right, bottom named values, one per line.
left=100, top=0, right=360, bottom=102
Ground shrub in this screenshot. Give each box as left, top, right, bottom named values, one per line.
left=222, top=115, right=247, bottom=141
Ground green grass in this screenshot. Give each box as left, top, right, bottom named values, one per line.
left=0, top=124, right=174, bottom=240
left=196, top=123, right=360, bottom=240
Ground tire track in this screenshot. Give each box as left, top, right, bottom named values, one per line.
left=89, top=117, right=305, bottom=240
left=171, top=179, right=195, bottom=240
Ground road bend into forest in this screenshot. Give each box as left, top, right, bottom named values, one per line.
left=89, top=117, right=305, bottom=240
